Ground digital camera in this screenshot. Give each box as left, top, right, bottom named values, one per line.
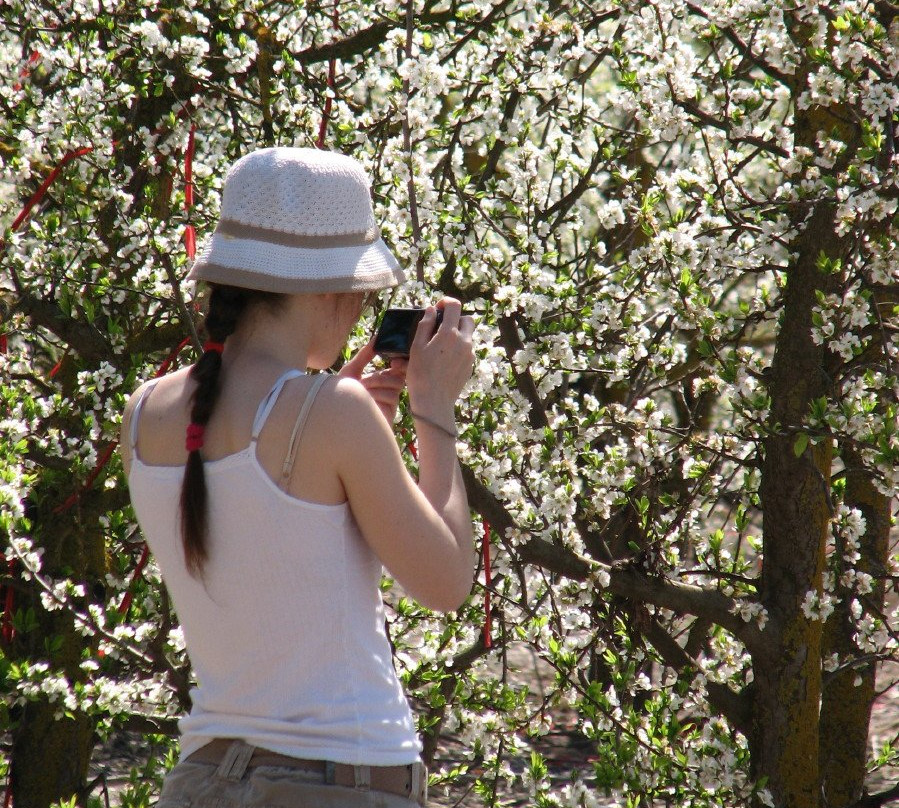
left=373, top=308, right=445, bottom=358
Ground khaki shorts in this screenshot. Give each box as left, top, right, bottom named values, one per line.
left=158, top=757, right=424, bottom=808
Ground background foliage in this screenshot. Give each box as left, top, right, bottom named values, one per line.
left=1, top=1, right=897, bottom=807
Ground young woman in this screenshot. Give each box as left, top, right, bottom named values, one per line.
left=120, top=147, right=476, bottom=807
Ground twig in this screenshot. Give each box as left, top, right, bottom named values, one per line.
left=402, top=0, right=425, bottom=285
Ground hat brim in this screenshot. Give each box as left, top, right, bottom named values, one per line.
left=187, top=231, right=406, bottom=293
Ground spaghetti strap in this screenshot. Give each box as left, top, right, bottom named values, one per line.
left=129, top=379, right=160, bottom=452
left=280, top=374, right=329, bottom=490
left=251, top=369, right=306, bottom=441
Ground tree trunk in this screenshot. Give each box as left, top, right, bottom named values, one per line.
left=9, top=499, right=106, bottom=808
left=755, top=438, right=830, bottom=808
left=754, top=202, right=841, bottom=806
left=818, top=450, right=891, bottom=807
left=751, top=15, right=863, bottom=795
left=11, top=701, right=94, bottom=808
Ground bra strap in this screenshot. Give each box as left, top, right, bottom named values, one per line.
left=129, top=380, right=160, bottom=452
left=280, top=374, right=329, bottom=490
left=250, top=369, right=306, bottom=441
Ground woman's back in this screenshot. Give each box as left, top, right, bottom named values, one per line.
left=126, top=359, right=350, bottom=506
left=127, top=368, right=422, bottom=765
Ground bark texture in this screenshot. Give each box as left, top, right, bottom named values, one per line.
left=754, top=205, right=840, bottom=807
left=819, top=451, right=891, bottom=807
left=750, top=19, right=864, bottom=800
left=9, top=497, right=106, bottom=808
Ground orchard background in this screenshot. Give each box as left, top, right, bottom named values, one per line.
left=1, top=1, right=898, bottom=807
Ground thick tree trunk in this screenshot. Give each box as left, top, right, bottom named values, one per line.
left=9, top=501, right=106, bottom=808
left=751, top=16, right=864, bottom=795
left=11, top=702, right=94, bottom=808
left=755, top=439, right=830, bottom=808
left=754, top=204, right=840, bottom=807
left=818, top=451, right=891, bottom=807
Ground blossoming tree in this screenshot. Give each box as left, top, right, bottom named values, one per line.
left=1, top=1, right=897, bottom=807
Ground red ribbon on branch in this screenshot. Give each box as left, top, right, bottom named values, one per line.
left=183, top=123, right=197, bottom=259
left=11, top=50, right=41, bottom=93
left=482, top=520, right=492, bottom=648
left=52, top=443, right=118, bottom=515
left=118, top=543, right=150, bottom=617
left=5, top=146, right=94, bottom=240
left=3, top=102, right=196, bottom=245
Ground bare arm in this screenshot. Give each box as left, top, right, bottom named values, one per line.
left=405, top=300, right=476, bottom=585
left=331, top=381, right=473, bottom=611
left=335, top=298, right=476, bottom=611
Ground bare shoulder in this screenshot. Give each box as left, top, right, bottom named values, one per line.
left=306, top=375, right=390, bottom=442
left=317, top=375, right=379, bottom=414
left=120, top=369, right=193, bottom=470
left=143, top=368, right=193, bottom=407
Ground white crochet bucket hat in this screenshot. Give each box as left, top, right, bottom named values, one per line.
left=188, top=147, right=406, bottom=293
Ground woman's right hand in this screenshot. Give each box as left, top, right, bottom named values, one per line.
left=405, top=298, right=475, bottom=419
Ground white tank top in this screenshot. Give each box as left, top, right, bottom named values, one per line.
left=127, top=370, right=422, bottom=765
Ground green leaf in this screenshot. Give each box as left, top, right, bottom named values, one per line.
left=832, top=15, right=851, bottom=31
left=793, top=433, right=809, bottom=457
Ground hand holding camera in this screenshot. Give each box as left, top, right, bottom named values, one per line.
left=401, top=299, right=475, bottom=433
left=338, top=340, right=408, bottom=425
left=346, top=298, right=473, bottom=432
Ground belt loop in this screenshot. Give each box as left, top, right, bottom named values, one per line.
left=324, top=761, right=336, bottom=785
left=411, top=761, right=427, bottom=806
left=215, top=740, right=255, bottom=782
left=353, top=764, right=371, bottom=792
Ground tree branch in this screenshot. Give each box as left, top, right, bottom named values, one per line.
left=684, top=1, right=793, bottom=87
left=669, top=90, right=790, bottom=159
left=461, top=463, right=765, bottom=655
left=294, top=8, right=457, bottom=66
left=540, top=140, right=606, bottom=231
left=642, top=617, right=752, bottom=734
left=496, top=315, right=550, bottom=430
left=852, top=782, right=899, bottom=808
left=475, top=90, right=521, bottom=192
left=16, top=292, right=110, bottom=362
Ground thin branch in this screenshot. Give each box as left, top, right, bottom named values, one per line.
left=684, top=1, right=793, bottom=87
left=402, top=0, right=425, bottom=285
left=475, top=90, right=522, bottom=193
left=496, top=315, right=550, bottom=430
left=540, top=141, right=606, bottom=230
left=852, top=782, right=899, bottom=808
left=295, top=7, right=457, bottom=65
left=155, top=247, right=202, bottom=352
left=670, top=89, right=790, bottom=159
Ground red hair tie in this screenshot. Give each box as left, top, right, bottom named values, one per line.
left=185, top=423, right=205, bottom=452
left=203, top=340, right=225, bottom=354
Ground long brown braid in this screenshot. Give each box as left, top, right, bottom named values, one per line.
left=180, top=284, right=284, bottom=576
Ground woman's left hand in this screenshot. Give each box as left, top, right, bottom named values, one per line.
left=338, top=340, right=408, bottom=425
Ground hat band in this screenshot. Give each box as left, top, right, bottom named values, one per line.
left=216, top=218, right=380, bottom=249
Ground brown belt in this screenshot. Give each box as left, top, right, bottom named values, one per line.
left=186, top=739, right=427, bottom=806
